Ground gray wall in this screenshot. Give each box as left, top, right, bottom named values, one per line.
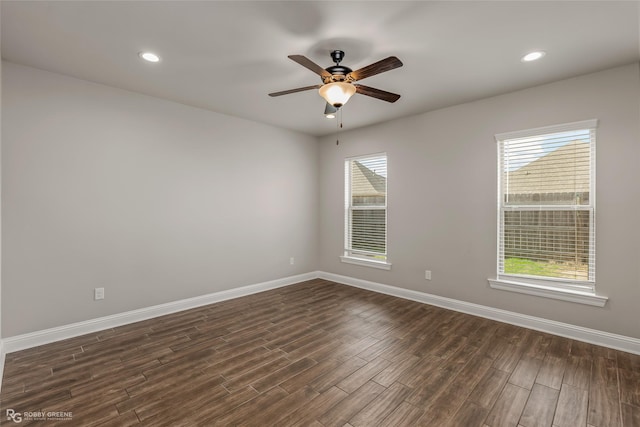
left=2, top=62, right=319, bottom=337
left=3, top=60, right=639, bottom=341
left=319, top=63, right=640, bottom=339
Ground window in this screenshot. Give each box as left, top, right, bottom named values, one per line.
left=341, top=153, right=390, bottom=269
left=495, top=120, right=597, bottom=294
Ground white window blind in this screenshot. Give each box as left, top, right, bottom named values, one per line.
left=496, top=120, right=596, bottom=291
left=344, top=154, right=387, bottom=262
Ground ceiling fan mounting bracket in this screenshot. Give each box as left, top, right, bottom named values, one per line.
left=330, top=50, right=344, bottom=65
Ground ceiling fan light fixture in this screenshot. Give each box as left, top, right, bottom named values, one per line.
left=324, top=102, right=338, bottom=119
left=319, top=82, right=356, bottom=108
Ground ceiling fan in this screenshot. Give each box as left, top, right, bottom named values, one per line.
left=269, top=50, right=403, bottom=109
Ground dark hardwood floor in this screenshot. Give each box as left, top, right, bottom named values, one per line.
left=1, top=279, right=639, bottom=426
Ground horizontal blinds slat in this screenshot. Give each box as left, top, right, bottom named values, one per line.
left=348, top=249, right=386, bottom=256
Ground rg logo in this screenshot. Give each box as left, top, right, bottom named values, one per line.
left=6, top=409, right=22, bottom=423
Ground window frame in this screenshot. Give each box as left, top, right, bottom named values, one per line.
left=489, top=119, right=606, bottom=306
left=341, top=152, right=391, bottom=270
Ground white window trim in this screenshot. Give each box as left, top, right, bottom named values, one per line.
left=491, top=119, right=607, bottom=306
left=343, top=152, right=390, bottom=270
left=340, top=255, right=392, bottom=270
left=494, top=119, right=599, bottom=141
left=488, top=278, right=607, bottom=307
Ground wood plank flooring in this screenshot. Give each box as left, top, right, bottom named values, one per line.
left=1, top=279, right=639, bottom=426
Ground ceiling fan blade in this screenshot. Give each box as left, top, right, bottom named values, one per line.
left=268, top=85, right=322, bottom=97
left=354, top=84, right=401, bottom=103
left=288, top=55, right=332, bottom=78
left=348, top=56, right=403, bottom=81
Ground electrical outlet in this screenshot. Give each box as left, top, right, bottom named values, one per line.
left=425, top=270, right=432, bottom=280
left=94, top=287, right=105, bottom=300
left=290, top=257, right=295, bottom=265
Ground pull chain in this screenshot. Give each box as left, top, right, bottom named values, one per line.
left=336, top=108, right=343, bottom=145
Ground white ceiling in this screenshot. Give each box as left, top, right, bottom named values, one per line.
left=2, top=1, right=639, bottom=137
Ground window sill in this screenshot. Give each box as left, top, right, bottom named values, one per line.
left=488, top=278, right=607, bottom=307
left=340, top=256, right=392, bottom=271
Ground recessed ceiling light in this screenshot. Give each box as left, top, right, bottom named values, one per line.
left=139, top=52, right=160, bottom=63
left=521, top=51, right=546, bottom=62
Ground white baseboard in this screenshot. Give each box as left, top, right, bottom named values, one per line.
left=318, top=271, right=640, bottom=355
left=2, top=272, right=318, bottom=355
left=3, top=270, right=639, bottom=362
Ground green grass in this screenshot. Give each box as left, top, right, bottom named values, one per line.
left=504, top=258, right=589, bottom=281
left=504, top=257, right=562, bottom=278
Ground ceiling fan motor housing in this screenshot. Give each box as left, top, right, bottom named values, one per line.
left=324, top=50, right=353, bottom=83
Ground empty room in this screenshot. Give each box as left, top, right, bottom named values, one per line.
left=1, top=1, right=639, bottom=426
